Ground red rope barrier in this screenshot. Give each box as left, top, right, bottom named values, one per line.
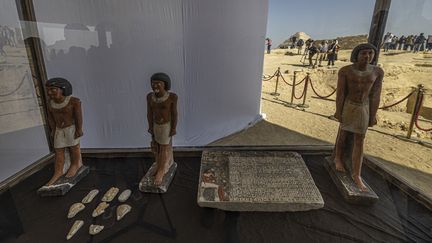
left=279, top=72, right=293, bottom=86
left=294, top=76, right=306, bottom=86
left=414, top=95, right=432, bottom=132
left=294, top=81, right=307, bottom=100
left=309, top=78, right=336, bottom=99
left=378, top=91, right=415, bottom=109
left=262, top=70, right=278, bottom=81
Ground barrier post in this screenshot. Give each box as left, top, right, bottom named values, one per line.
left=297, top=73, right=310, bottom=108
left=271, top=67, right=281, bottom=96
left=286, top=71, right=298, bottom=107
left=407, top=84, right=424, bottom=139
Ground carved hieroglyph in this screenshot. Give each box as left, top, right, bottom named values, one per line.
left=67, top=203, right=85, bottom=219
left=66, top=220, right=84, bottom=240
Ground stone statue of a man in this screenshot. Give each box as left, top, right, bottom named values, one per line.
left=333, top=43, right=384, bottom=191
left=45, top=77, right=84, bottom=185
left=147, top=73, right=178, bottom=186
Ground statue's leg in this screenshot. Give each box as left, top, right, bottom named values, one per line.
left=151, top=142, right=160, bottom=176
left=154, top=144, right=170, bottom=185
left=168, top=139, right=174, bottom=164
left=46, top=148, right=65, bottom=185
left=352, top=133, right=368, bottom=191
left=334, top=127, right=347, bottom=172
left=65, top=144, right=83, bottom=178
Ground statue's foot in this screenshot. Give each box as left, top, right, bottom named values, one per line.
left=153, top=162, right=172, bottom=186
left=154, top=169, right=165, bottom=186
left=151, top=164, right=159, bottom=176
left=65, top=164, right=82, bottom=178
left=46, top=172, right=63, bottom=186
left=334, top=160, right=346, bottom=173
left=352, top=176, right=368, bottom=192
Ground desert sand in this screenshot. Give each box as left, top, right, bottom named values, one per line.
left=213, top=48, right=432, bottom=201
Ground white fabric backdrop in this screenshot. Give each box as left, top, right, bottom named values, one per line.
left=33, top=0, right=268, bottom=148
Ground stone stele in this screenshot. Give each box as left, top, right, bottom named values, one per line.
left=197, top=150, right=324, bottom=212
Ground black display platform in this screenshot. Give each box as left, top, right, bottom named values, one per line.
left=1, top=154, right=432, bottom=243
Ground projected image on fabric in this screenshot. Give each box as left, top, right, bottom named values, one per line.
left=0, top=21, right=40, bottom=134
left=0, top=0, right=49, bottom=183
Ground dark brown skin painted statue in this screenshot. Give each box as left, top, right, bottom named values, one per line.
left=147, top=73, right=178, bottom=186
left=45, top=78, right=83, bottom=186
left=334, top=44, right=384, bottom=191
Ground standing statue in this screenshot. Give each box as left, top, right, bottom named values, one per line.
left=333, top=43, right=383, bottom=192
left=38, top=78, right=89, bottom=196
left=140, top=73, right=178, bottom=193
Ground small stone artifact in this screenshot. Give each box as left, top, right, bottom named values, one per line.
left=38, top=78, right=88, bottom=197
left=82, top=189, right=99, bottom=204
left=92, top=202, right=109, bottom=217
left=89, top=224, right=104, bottom=235
left=330, top=43, right=382, bottom=203
left=67, top=202, right=85, bottom=218
left=116, top=204, right=132, bottom=221
left=101, top=187, right=119, bottom=202
left=139, top=73, right=178, bottom=193
left=118, top=189, right=131, bottom=202
left=66, top=220, right=84, bottom=240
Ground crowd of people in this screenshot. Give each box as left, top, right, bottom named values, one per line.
left=278, top=37, right=341, bottom=68
left=382, top=32, right=432, bottom=52
left=267, top=31, right=432, bottom=69
left=298, top=38, right=341, bottom=68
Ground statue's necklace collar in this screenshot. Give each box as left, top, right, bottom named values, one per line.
left=50, top=96, right=71, bottom=109
left=351, top=64, right=373, bottom=76
left=152, top=92, right=169, bottom=103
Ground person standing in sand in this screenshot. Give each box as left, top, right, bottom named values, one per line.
left=265, top=38, right=272, bottom=54
left=45, top=78, right=84, bottom=186
left=147, top=73, right=178, bottom=186
left=333, top=43, right=384, bottom=191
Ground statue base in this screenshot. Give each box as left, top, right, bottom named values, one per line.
left=37, top=166, right=90, bottom=197
left=325, top=157, right=378, bottom=205
left=139, top=162, right=177, bottom=193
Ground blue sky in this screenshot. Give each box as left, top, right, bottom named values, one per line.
left=266, top=0, right=432, bottom=46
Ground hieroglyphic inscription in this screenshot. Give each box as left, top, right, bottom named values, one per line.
left=228, top=155, right=322, bottom=203
left=198, top=151, right=324, bottom=211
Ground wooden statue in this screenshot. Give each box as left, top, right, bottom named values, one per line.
left=139, top=73, right=178, bottom=193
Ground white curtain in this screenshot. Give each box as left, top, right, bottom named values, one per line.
left=33, top=0, right=268, bottom=148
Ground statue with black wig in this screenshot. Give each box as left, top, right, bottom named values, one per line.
left=333, top=43, right=384, bottom=192
left=38, top=78, right=89, bottom=196
left=140, top=73, right=178, bottom=193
